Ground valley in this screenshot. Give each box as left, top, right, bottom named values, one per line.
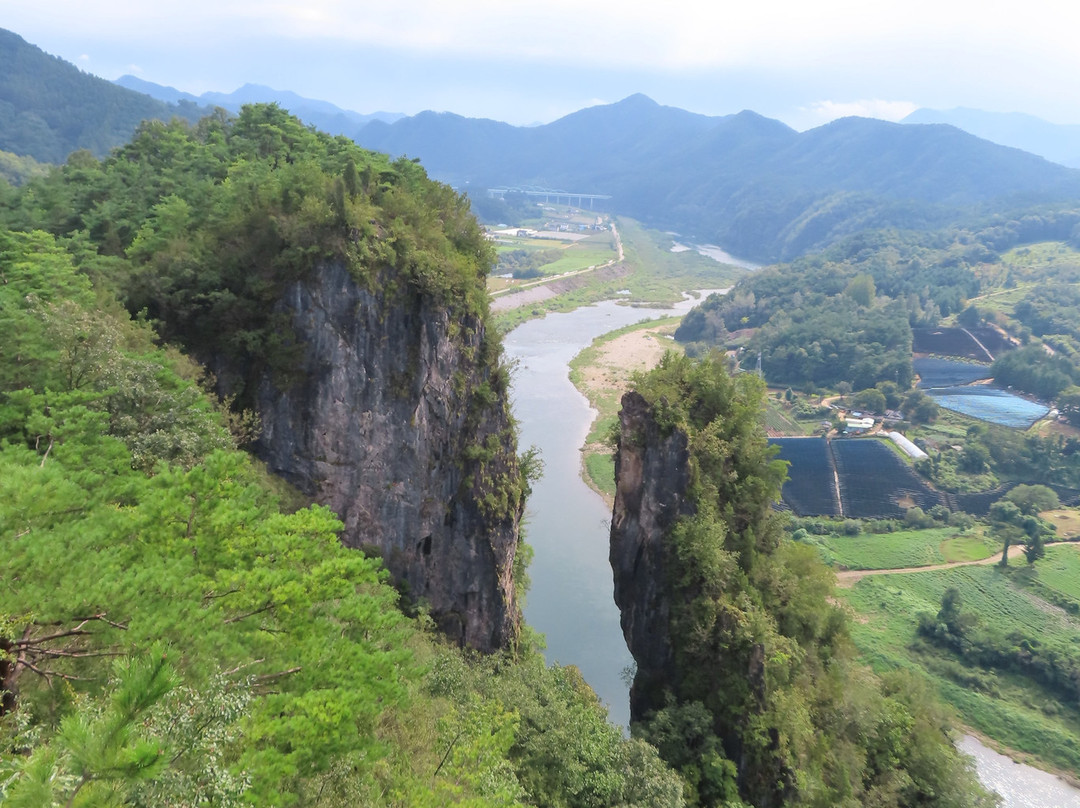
left=7, top=19, right=1080, bottom=805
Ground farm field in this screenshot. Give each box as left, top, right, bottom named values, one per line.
left=912, top=326, right=1014, bottom=359
left=769, top=438, right=839, bottom=516
left=773, top=437, right=948, bottom=518
left=493, top=231, right=615, bottom=276
left=927, top=385, right=1050, bottom=428
left=808, top=526, right=997, bottom=570
left=913, top=357, right=992, bottom=387
left=762, top=398, right=810, bottom=435
left=832, top=438, right=944, bottom=518
left=492, top=217, right=748, bottom=330
left=839, top=545, right=1080, bottom=775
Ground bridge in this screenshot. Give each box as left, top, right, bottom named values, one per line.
left=487, top=186, right=612, bottom=209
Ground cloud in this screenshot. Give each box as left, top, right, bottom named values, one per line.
left=799, top=100, right=920, bottom=128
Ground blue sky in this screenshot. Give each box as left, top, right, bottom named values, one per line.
left=5, top=0, right=1080, bottom=129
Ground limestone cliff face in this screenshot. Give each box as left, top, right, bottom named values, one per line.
left=251, top=261, right=521, bottom=652
left=609, top=390, right=694, bottom=719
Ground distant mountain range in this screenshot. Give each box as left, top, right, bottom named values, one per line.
left=355, top=94, right=1080, bottom=261
left=5, top=24, right=1080, bottom=263
left=903, top=108, right=1080, bottom=169
left=113, top=76, right=404, bottom=139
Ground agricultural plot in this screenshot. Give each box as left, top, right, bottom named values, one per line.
left=769, top=438, right=840, bottom=516
left=967, top=326, right=1015, bottom=356
left=841, top=549, right=1080, bottom=773
left=913, top=357, right=991, bottom=388
left=831, top=438, right=944, bottom=518
left=927, top=386, right=1049, bottom=428
left=912, top=327, right=986, bottom=359
left=812, top=527, right=995, bottom=570
left=912, top=326, right=1014, bottom=360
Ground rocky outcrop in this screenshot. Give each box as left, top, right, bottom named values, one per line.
left=250, top=261, right=521, bottom=652
left=609, top=390, right=694, bottom=719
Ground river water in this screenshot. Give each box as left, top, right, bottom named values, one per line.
left=504, top=295, right=714, bottom=728
left=503, top=297, right=1080, bottom=803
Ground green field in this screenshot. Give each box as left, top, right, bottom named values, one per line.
left=494, top=232, right=616, bottom=277
left=806, top=527, right=998, bottom=570
left=840, top=545, right=1080, bottom=774
left=492, top=217, right=752, bottom=331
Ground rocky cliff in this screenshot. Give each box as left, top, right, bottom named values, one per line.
left=251, top=261, right=522, bottom=652
left=609, top=390, right=695, bottom=719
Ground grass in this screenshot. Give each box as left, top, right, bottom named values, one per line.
left=1043, top=509, right=1080, bottom=540
left=584, top=453, right=616, bottom=500
left=808, top=527, right=998, bottom=570
left=838, top=545, right=1080, bottom=774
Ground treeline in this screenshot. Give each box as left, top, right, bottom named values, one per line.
left=0, top=106, right=687, bottom=805
left=495, top=247, right=563, bottom=279
left=621, top=354, right=995, bottom=807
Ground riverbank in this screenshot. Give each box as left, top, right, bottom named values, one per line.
left=568, top=316, right=686, bottom=505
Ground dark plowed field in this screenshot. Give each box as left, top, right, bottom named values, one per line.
left=831, top=439, right=945, bottom=518
left=770, top=438, right=840, bottom=516
left=912, top=326, right=1015, bottom=360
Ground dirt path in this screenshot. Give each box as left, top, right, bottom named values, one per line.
left=835, top=541, right=1078, bottom=587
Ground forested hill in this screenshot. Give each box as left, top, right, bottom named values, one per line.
left=357, top=94, right=1080, bottom=261
left=0, top=28, right=205, bottom=163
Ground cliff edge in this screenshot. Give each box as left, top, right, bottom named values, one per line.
left=252, top=262, right=522, bottom=652
left=609, top=390, right=694, bottom=719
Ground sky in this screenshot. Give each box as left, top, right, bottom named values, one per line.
left=5, top=1, right=1080, bottom=130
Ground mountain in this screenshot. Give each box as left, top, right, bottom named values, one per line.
left=0, top=28, right=205, bottom=163
left=903, top=107, right=1080, bottom=169
left=114, top=76, right=404, bottom=138
left=358, top=95, right=1080, bottom=261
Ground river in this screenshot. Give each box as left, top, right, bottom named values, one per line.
left=503, top=297, right=1080, bottom=804
left=504, top=295, right=714, bottom=728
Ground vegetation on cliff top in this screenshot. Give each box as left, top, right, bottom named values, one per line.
left=0, top=106, right=686, bottom=804
left=625, top=352, right=997, bottom=807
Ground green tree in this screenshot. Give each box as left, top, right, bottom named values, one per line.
left=902, top=390, right=939, bottom=424
left=851, top=387, right=886, bottom=413
left=1005, top=483, right=1060, bottom=515
left=2, top=650, right=176, bottom=806
left=845, top=272, right=876, bottom=307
